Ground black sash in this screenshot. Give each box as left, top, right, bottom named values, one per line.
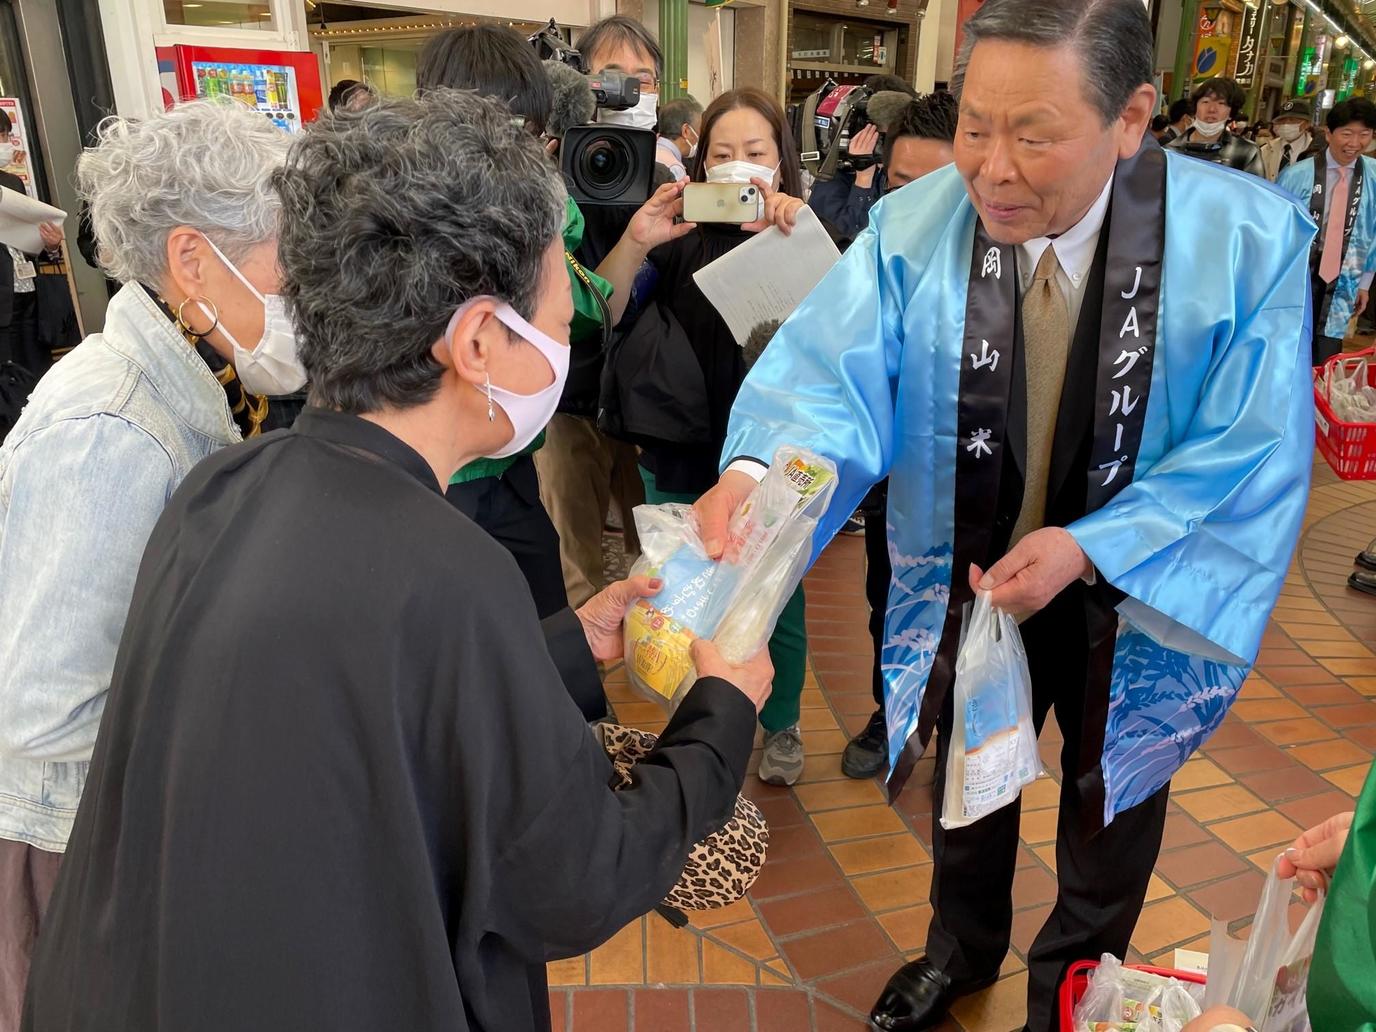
left=1308, top=154, right=1364, bottom=276
left=888, top=145, right=1167, bottom=824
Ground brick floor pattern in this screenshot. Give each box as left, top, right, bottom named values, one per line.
left=553, top=459, right=1376, bottom=1031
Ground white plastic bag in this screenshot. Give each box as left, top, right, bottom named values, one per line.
left=1071, top=953, right=1203, bottom=1032
left=940, top=592, right=1042, bottom=831
left=1205, top=856, right=1324, bottom=1031
left=622, top=447, right=837, bottom=708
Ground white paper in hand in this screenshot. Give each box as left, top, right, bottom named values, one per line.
left=691, top=205, right=840, bottom=347
left=0, top=185, right=65, bottom=255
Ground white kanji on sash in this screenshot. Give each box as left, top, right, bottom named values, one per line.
left=1098, top=455, right=1129, bottom=486
left=981, top=247, right=1001, bottom=279
left=966, top=428, right=994, bottom=458
left=970, top=339, right=1000, bottom=371
left=1112, top=346, right=1149, bottom=379
left=1109, top=385, right=1139, bottom=416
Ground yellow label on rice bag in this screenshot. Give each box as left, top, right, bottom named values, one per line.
left=626, top=598, right=698, bottom=701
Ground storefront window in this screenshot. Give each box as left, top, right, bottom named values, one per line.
left=791, top=12, right=895, bottom=73
left=164, top=0, right=274, bottom=31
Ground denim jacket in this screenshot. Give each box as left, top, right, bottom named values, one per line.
left=0, top=283, right=239, bottom=851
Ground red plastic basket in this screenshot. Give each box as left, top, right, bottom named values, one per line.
left=1314, top=348, right=1376, bottom=481
left=1058, top=959, right=1207, bottom=1030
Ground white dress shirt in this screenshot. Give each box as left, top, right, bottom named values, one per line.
left=1320, top=148, right=1374, bottom=290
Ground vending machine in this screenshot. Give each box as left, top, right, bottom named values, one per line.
left=156, top=45, right=324, bottom=132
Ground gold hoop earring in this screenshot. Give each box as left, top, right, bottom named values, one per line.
left=176, top=296, right=220, bottom=339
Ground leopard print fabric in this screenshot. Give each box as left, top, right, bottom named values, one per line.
left=598, top=723, right=769, bottom=911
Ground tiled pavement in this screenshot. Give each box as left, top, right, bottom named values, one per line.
left=559, top=458, right=1376, bottom=1032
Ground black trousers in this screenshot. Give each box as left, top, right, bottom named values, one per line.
left=0, top=292, right=46, bottom=376
left=922, top=585, right=1170, bottom=1032
left=1311, top=272, right=1344, bottom=367
left=445, top=455, right=607, bottom=721
left=861, top=482, right=891, bottom=708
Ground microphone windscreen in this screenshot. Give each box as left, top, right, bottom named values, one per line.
left=743, top=320, right=781, bottom=370
left=545, top=60, right=597, bottom=139
left=866, top=90, right=914, bottom=133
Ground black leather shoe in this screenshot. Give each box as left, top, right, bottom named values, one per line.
left=1356, top=549, right=1376, bottom=572
left=869, top=958, right=999, bottom=1031
left=1350, top=569, right=1376, bottom=597
left=843, top=708, right=888, bottom=779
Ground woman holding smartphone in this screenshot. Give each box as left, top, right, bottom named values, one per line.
left=620, top=88, right=811, bottom=787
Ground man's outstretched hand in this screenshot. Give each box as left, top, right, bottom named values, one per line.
left=692, top=470, right=759, bottom=559
left=968, top=527, right=1093, bottom=617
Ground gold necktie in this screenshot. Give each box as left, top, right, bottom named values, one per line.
left=1011, top=245, right=1070, bottom=545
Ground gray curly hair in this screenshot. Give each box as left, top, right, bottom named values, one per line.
left=272, top=88, right=566, bottom=414
left=76, top=99, right=290, bottom=285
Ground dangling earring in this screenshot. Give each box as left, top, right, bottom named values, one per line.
left=176, top=296, right=220, bottom=340
left=485, top=374, right=495, bottom=422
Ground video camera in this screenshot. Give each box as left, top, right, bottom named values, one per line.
left=807, top=83, right=912, bottom=183
left=529, top=18, right=656, bottom=206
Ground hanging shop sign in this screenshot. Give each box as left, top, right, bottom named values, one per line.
left=1234, top=2, right=1267, bottom=87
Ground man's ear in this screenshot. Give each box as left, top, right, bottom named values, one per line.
left=434, top=299, right=503, bottom=388
left=1117, top=83, right=1159, bottom=160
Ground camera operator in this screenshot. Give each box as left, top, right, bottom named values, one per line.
left=806, top=74, right=914, bottom=245
left=415, top=26, right=692, bottom=720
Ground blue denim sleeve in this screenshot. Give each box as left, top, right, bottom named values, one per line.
left=0, top=414, right=174, bottom=762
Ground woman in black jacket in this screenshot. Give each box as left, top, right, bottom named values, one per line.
left=632, top=87, right=813, bottom=786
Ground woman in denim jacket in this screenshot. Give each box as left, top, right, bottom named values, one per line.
left=0, top=99, right=290, bottom=1024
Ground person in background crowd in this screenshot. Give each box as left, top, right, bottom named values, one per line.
left=694, top=0, right=1313, bottom=1026
left=1149, top=113, right=1170, bottom=140
left=535, top=15, right=668, bottom=611
left=1166, top=77, right=1264, bottom=175
left=1279, top=97, right=1376, bottom=365
left=1159, top=97, right=1192, bottom=143
left=326, top=78, right=372, bottom=112
left=0, top=98, right=290, bottom=1031
left=1261, top=97, right=1314, bottom=180
left=614, top=87, right=813, bottom=786
left=20, top=89, right=775, bottom=1032
left=807, top=73, right=917, bottom=245
left=0, top=109, right=69, bottom=378
left=842, top=90, right=959, bottom=780
left=414, top=27, right=690, bottom=674
left=656, top=95, right=702, bottom=181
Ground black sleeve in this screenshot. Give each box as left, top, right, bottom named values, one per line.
left=540, top=607, right=605, bottom=720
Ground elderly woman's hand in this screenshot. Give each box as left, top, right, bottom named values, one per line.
left=742, top=177, right=805, bottom=236
left=575, top=574, right=663, bottom=663
left=690, top=639, right=773, bottom=713
left=1278, top=810, right=1355, bottom=904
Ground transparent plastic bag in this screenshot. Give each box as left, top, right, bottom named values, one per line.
left=1205, top=856, right=1324, bottom=1031
left=1072, top=954, right=1203, bottom=1032
left=940, top=592, right=1042, bottom=831
left=623, top=446, right=837, bottom=708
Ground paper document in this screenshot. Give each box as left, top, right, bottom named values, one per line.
left=0, top=185, right=65, bottom=255
left=692, top=206, right=840, bottom=347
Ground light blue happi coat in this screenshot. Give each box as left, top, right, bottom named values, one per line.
left=721, top=152, right=1316, bottom=827
left=1278, top=152, right=1376, bottom=338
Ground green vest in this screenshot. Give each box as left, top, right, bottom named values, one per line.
left=1308, top=761, right=1376, bottom=1030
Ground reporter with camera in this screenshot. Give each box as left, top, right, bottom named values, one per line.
left=415, top=26, right=692, bottom=720
left=806, top=74, right=914, bottom=247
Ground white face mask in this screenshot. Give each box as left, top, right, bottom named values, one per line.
left=0, top=142, right=14, bottom=166
left=706, top=159, right=779, bottom=186
left=684, top=126, right=699, bottom=159
left=1192, top=117, right=1228, bottom=137
left=600, top=91, right=657, bottom=132
left=1275, top=123, right=1306, bottom=143
left=448, top=299, right=570, bottom=460
left=198, top=236, right=307, bottom=397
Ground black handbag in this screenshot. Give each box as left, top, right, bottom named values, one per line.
left=0, top=361, right=37, bottom=445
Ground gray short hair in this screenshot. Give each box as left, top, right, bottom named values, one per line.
left=658, top=96, right=702, bottom=139
left=272, top=89, right=566, bottom=415
left=953, top=0, right=1152, bottom=125
left=75, top=99, right=289, bottom=285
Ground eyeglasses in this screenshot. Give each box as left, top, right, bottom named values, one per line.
left=635, top=72, right=659, bottom=90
